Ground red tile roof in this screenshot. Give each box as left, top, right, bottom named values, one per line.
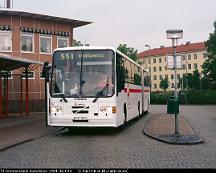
left=138, top=42, right=206, bottom=59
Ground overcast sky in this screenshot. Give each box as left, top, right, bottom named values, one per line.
left=1, top=0, right=216, bottom=52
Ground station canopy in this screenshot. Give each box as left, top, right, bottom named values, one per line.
left=0, top=53, right=43, bottom=71
left=0, top=9, right=92, bottom=28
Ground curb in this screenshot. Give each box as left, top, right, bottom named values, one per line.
left=143, top=129, right=204, bottom=145
left=143, top=114, right=204, bottom=145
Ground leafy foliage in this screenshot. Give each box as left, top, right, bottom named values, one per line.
left=159, top=78, right=169, bottom=92
left=73, top=39, right=82, bottom=46
left=151, top=90, right=216, bottom=104
left=202, top=21, right=216, bottom=89
left=117, top=44, right=139, bottom=62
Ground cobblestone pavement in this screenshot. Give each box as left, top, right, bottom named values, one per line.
left=0, top=105, right=216, bottom=168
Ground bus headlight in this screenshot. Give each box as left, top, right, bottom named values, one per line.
left=100, top=106, right=116, bottom=113
left=50, top=106, right=63, bottom=113
left=100, top=106, right=107, bottom=113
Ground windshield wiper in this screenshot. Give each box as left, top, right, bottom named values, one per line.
left=92, top=83, right=109, bottom=103
left=59, top=93, right=68, bottom=103
left=52, top=93, right=68, bottom=102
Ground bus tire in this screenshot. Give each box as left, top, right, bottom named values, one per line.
left=138, top=101, right=141, bottom=118
left=124, top=103, right=127, bottom=124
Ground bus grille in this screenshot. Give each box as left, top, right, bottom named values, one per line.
left=72, top=106, right=89, bottom=114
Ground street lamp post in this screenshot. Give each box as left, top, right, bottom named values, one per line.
left=166, top=29, right=183, bottom=134
left=145, top=45, right=151, bottom=91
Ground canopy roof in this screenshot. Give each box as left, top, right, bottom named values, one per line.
left=0, top=53, right=43, bottom=71
left=0, top=9, right=92, bottom=28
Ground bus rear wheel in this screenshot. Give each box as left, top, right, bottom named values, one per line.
left=124, top=103, right=127, bottom=124
left=137, top=101, right=141, bottom=119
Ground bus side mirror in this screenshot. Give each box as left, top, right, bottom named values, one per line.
left=42, top=62, right=49, bottom=78
left=42, top=61, right=51, bottom=81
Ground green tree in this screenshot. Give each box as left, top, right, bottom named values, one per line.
left=117, top=44, right=139, bottom=62
left=159, top=77, right=169, bottom=92
left=202, top=21, right=216, bottom=89
left=73, top=39, right=82, bottom=46
left=192, top=69, right=200, bottom=89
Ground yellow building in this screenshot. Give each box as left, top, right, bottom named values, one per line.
left=138, top=42, right=207, bottom=92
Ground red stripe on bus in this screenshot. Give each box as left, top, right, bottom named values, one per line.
left=123, top=88, right=150, bottom=93
left=129, top=89, right=142, bottom=93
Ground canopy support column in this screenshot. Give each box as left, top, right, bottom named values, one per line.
left=5, top=74, right=9, bottom=116
left=20, top=74, right=23, bottom=116
left=25, top=66, right=29, bottom=116
left=0, top=71, right=2, bottom=117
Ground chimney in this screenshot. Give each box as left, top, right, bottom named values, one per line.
left=6, top=0, right=11, bottom=8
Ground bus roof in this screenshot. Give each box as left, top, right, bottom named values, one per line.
left=54, top=46, right=116, bottom=52
left=53, top=46, right=142, bottom=68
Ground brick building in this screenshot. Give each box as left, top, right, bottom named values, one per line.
left=0, top=8, right=91, bottom=113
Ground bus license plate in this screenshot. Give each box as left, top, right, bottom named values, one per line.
left=73, top=117, right=88, bottom=121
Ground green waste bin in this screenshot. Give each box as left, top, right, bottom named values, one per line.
left=167, top=96, right=179, bottom=114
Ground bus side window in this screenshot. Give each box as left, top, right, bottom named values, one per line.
left=116, top=53, right=125, bottom=93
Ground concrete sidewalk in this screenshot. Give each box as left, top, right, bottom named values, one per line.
left=143, top=113, right=203, bottom=144
left=0, top=113, right=60, bottom=151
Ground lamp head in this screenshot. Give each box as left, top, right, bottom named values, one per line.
left=166, top=29, right=183, bottom=39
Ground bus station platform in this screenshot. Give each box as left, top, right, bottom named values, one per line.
left=143, top=113, right=203, bottom=145
left=0, top=113, right=60, bottom=152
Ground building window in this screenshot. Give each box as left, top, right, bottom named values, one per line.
left=148, top=67, right=151, bottom=72
left=159, top=75, right=163, bottom=80
left=194, top=63, right=198, bottom=69
left=165, top=75, right=168, bottom=79
left=171, top=74, right=174, bottom=79
left=40, top=34, right=52, bottom=53
left=1, top=71, right=12, bottom=79
left=58, top=36, right=68, bottom=48
left=154, top=75, right=157, bottom=80
left=188, top=54, right=191, bottom=60
left=183, top=64, right=186, bottom=69
left=153, top=59, right=156, bottom=63
left=148, top=59, right=151, bottom=64
left=188, top=64, right=191, bottom=70
left=153, top=67, right=157, bottom=72
left=159, top=66, right=162, bottom=71
left=0, top=31, right=12, bottom=51
left=171, top=83, right=174, bottom=88
left=40, top=72, right=45, bottom=79
left=182, top=55, right=185, bottom=61
left=159, top=58, right=162, bottom=63
left=194, top=54, right=197, bottom=59
left=21, top=71, right=35, bottom=79
left=21, top=32, right=34, bottom=52
left=154, top=84, right=157, bottom=89
left=203, top=53, right=207, bottom=59
left=177, top=74, right=181, bottom=79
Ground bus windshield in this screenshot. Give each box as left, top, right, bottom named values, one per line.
left=51, top=50, right=115, bottom=98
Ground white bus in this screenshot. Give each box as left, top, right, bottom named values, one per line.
left=43, top=46, right=150, bottom=128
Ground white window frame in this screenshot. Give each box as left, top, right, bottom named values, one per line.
left=1, top=71, right=13, bottom=79
left=40, top=71, right=45, bottom=80
left=40, top=34, right=52, bottom=54
left=0, top=31, right=12, bottom=52
left=20, top=32, right=34, bottom=53
left=57, top=36, right=69, bottom=48
left=21, top=71, right=35, bottom=80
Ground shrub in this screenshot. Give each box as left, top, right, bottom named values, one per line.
left=151, top=90, right=216, bottom=105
